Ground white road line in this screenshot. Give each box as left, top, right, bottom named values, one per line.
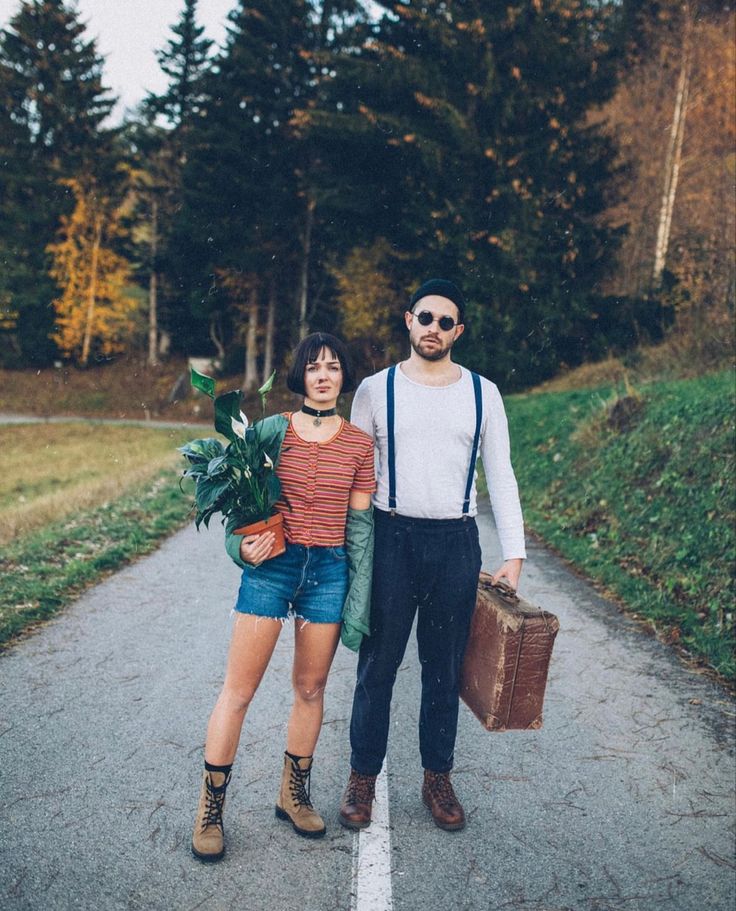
left=352, top=765, right=393, bottom=911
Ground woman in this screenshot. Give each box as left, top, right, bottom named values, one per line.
left=192, top=332, right=375, bottom=862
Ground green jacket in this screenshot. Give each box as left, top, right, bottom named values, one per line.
left=223, top=413, right=374, bottom=650
left=340, top=506, right=374, bottom=651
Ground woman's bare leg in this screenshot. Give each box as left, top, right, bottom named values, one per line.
left=286, top=621, right=341, bottom=756
left=204, top=614, right=283, bottom=765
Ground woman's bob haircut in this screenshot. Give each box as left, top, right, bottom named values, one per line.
left=286, top=332, right=357, bottom=396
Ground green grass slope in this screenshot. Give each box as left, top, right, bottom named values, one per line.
left=506, top=369, right=735, bottom=680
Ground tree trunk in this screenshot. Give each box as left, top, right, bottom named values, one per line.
left=243, top=283, right=260, bottom=392
left=319, top=0, right=333, bottom=47
left=652, top=13, right=692, bottom=284
left=80, top=214, right=102, bottom=368
left=298, top=198, right=315, bottom=341
left=209, top=314, right=225, bottom=362
left=148, top=197, right=159, bottom=366
left=263, top=276, right=276, bottom=383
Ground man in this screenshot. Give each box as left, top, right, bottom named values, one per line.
left=340, top=278, right=525, bottom=832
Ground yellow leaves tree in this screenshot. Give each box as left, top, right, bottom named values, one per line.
left=330, top=240, right=405, bottom=369
left=49, top=177, right=138, bottom=366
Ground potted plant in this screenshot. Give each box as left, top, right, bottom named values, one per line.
left=179, top=368, right=287, bottom=560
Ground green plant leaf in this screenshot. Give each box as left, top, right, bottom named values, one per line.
left=258, top=371, right=276, bottom=397
left=207, top=455, right=228, bottom=476
left=190, top=368, right=216, bottom=399
left=195, top=475, right=232, bottom=512
left=253, top=418, right=284, bottom=460
left=266, top=471, right=282, bottom=506
left=214, top=390, right=243, bottom=441
left=178, top=438, right=225, bottom=464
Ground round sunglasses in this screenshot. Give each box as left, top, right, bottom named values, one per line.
left=413, top=309, right=458, bottom=332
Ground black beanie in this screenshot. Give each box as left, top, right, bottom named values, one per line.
left=409, top=279, right=466, bottom=323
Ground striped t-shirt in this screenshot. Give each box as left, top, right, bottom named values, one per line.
left=275, top=415, right=376, bottom=546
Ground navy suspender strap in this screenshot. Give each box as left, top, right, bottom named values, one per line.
left=463, top=371, right=483, bottom=515
left=387, top=365, right=397, bottom=513
left=386, top=366, right=483, bottom=517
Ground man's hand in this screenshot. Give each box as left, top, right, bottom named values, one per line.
left=239, top=532, right=276, bottom=566
left=490, top=558, right=523, bottom=591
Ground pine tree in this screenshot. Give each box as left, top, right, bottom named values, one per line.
left=0, top=0, right=115, bottom=365
left=169, top=0, right=317, bottom=382
left=144, top=0, right=213, bottom=133
left=129, top=2, right=214, bottom=363
left=308, top=1, right=628, bottom=386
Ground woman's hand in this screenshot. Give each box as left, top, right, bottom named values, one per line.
left=239, top=532, right=276, bottom=566
left=490, top=558, right=524, bottom=591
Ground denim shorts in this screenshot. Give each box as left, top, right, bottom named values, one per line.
left=233, top=542, right=348, bottom=624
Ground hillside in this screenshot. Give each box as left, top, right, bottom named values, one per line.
left=506, top=369, right=735, bottom=679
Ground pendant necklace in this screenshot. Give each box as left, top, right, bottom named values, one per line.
left=301, top=404, right=337, bottom=427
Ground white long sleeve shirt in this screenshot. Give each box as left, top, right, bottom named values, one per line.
left=350, top=364, right=526, bottom=561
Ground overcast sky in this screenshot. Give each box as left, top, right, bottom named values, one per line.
left=0, top=0, right=236, bottom=121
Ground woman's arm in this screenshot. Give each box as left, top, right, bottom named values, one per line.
left=349, top=490, right=372, bottom=511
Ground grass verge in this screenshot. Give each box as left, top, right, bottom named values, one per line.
left=1, top=423, right=192, bottom=544
left=505, top=369, right=735, bottom=680
left=0, top=467, right=192, bottom=647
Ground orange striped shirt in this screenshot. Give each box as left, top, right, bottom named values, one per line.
left=275, top=415, right=376, bottom=546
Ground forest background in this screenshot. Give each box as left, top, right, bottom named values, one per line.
left=0, top=0, right=733, bottom=392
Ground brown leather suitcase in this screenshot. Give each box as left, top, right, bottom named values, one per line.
left=460, top=573, right=560, bottom=731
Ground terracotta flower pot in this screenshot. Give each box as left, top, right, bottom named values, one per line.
left=233, top=512, right=286, bottom=561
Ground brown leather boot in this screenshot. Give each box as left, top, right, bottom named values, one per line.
left=275, top=753, right=326, bottom=838
left=422, top=770, right=466, bottom=831
left=191, top=769, right=231, bottom=861
left=338, top=769, right=377, bottom=830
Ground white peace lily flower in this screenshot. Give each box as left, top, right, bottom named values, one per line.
left=263, top=452, right=274, bottom=470
left=239, top=410, right=249, bottom=429
left=230, top=416, right=246, bottom=439
left=242, top=465, right=252, bottom=479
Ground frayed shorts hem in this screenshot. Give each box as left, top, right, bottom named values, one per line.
left=230, top=607, right=340, bottom=626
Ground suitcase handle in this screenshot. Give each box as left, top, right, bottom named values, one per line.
left=488, top=578, right=519, bottom=604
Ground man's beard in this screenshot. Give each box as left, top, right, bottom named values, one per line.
left=410, top=335, right=454, bottom=361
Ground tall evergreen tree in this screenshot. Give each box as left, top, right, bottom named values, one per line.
left=0, top=0, right=115, bottom=365
left=309, top=0, right=630, bottom=386
left=134, top=0, right=214, bottom=362
left=144, top=0, right=213, bottom=134
left=170, top=0, right=316, bottom=379
left=163, top=1, right=368, bottom=379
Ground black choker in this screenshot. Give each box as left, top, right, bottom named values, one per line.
left=301, top=405, right=337, bottom=426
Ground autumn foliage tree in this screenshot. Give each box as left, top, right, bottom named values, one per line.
left=49, top=177, right=138, bottom=366
left=596, top=0, right=735, bottom=360
left=329, top=239, right=405, bottom=369
left=0, top=0, right=115, bottom=365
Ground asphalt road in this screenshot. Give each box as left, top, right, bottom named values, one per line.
left=0, top=413, right=209, bottom=430
left=1, top=505, right=733, bottom=911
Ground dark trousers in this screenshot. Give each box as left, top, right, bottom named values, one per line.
left=349, top=509, right=482, bottom=775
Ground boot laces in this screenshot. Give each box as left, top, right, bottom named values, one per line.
left=289, top=763, right=314, bottom=809
left=346, top=773, right=375, bottom=805
left=202, top=774, right=229, bottom=830
left=427, top=773, right=458, bottom=811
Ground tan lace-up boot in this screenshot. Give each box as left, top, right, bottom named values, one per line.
left=275, top=753, right=326, bottom=838
left=191, top=769, right=231, bottom=861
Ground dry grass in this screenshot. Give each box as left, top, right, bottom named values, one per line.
left=1, top=423, right=192, bottom=545
left=0, top=356, right=302, bottom=421
left=533, top=334, right=735, bottom=393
